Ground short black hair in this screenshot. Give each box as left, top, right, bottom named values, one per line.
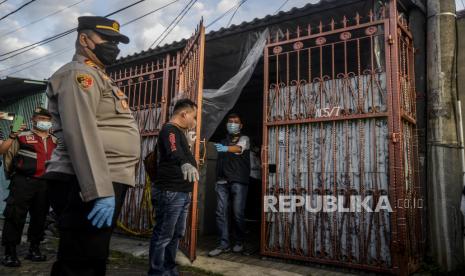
left=227, top=113, right=241, bottom=122
left=173, top=98, right=197, bottom=115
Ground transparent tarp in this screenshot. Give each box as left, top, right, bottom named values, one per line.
left=201, top=29, right=269, bottom=140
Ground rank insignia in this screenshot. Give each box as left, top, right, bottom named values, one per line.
left=112, top=21, right=120, bottom=32
left=76, top=74, right=94, bottom=90
left=84, top=59, right=97, bottom=68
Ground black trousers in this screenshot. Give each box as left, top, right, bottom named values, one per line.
left=46, top=173, right=127, bottom=276
left=2, top=174, right=49, bottom=246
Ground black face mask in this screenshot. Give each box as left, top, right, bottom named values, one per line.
left=91, top=41, right=120, bottom=65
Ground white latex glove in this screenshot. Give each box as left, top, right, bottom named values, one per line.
left=181, top=163, right=199, bottom=182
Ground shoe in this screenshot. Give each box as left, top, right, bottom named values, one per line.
left=208, top=246, right=231, bottom=257
left=25, top=243, right=47, bottom=262
left=2, top=255, right=21, bottom=267
left=2, top=245, right=21, bottom=267
left=232, top=244, right=244, bottom=253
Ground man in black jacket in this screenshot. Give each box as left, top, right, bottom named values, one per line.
left=149, top=99, right=199, bottom=276
left=209, top=113, right=250, bottom=257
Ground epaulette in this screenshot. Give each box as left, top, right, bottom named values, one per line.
left=84, top=59, right=98, bottom=69
left=84, top=59, right=112, bottom=81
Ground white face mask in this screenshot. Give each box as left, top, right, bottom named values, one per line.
left=226, top=123, right=240, bottom=134
left=36, top=121, right=52, bottom=131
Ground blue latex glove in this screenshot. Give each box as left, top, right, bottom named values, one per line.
left=87, top=196, right=115, bottom=228
left=214, top=143, right=228, bottom=152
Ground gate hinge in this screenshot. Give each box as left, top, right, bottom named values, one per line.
left=388, top=34, right=394, bottom=45
left=390, top=132, right=401, bottom=143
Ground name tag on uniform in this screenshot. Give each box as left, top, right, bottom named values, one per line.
left=26, top=135, right=38, bottom=144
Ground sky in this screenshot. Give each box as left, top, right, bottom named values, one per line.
left=0, top=0, right=464, bottom=80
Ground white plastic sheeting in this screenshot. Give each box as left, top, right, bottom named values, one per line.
left=201, top=29, right=269, bottom=140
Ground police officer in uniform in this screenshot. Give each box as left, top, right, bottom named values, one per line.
left=1, top=107, right=57, bottom=267
left=44, top=16, right=140, bottom=275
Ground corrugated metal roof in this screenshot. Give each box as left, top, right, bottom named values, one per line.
left=114, top=0, right=358, bottom=65
left=113, top=0, right=425, bottom=66
left=0, top=77, right=46, bottom=104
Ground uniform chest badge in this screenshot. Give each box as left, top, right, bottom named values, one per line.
left=26, top=135, right=38, bottom=143
left=76, top=73, right=94, bottom=90
left=121, top=99, right=129, bottom=110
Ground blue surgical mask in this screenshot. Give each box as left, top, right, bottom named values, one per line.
left=36, top=121, right=52, bottom=131
left=226, top=123, right=240, bottom=135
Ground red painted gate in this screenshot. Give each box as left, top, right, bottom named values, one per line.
left=261, top=1, right=423, bottom=274
left=109, top=21, right=205, bottom=261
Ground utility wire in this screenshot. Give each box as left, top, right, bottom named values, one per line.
left=0, top=0, right=8, bottom=6
left=1, top=0, right=86, bottom=37
left=1, top=47, right=71, bottom=77
left=0, top=0, right=178, bottom=77
left=0, top=47, right=71, bottom=74
left=0, top=0, right=149, bottom=60
left=206, top=0, right=247, bottom=29
left=149, top=0, right=195, bottom=48
left=226, top=0, right=245, bottom=27
left=149, top=0, right=197, bottom=48
left=0, top=29, right=74, bottom=61
left=274, top=0, right=289, bottom=14
left=0, top=0, right=38, bottom=22
left=153, top=0, right=197, bottom=47
left=104, top=0, right=146, bottom=17
left=122, top=0, right=179, bottom=26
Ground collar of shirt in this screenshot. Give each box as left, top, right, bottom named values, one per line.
left=73, top=54, right=105, bottom=71
left=73, top=54, right=114, bottom=83
left=31, top=129, right=50, bottom=140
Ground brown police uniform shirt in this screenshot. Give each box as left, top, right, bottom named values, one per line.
left=45, top=54, right=141, bottom=202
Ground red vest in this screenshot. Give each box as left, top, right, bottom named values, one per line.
left=13, top=131, right=57, bottom=177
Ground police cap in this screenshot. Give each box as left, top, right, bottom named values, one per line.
left=33, top=107, right=51, bottom=117
left=77, top=16, right=129, bottom=44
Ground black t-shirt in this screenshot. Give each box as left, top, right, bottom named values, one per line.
left=154, top=123, right=197, bottom=192
left=216, top=135, right=251, bottom=184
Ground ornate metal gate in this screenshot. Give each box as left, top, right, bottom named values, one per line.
left=177, top=22, right=206, bottom=261
left=110, top=53, right=178, bottom=236
left=108, top=21, right=205, bottom=261
left=261, top=0, right=422, bottom=274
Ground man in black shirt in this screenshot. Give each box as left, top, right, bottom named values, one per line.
left=208, top=113, right=250, bottom=257
left=149, top=99, right=198, bottom=276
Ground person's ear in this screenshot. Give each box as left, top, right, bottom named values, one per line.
left=79, top=33, right=89, bottom=48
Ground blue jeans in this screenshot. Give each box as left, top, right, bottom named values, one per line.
left=215, top=181, right=248, bottom=248
left=149, top=188, right=191, bottom=276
